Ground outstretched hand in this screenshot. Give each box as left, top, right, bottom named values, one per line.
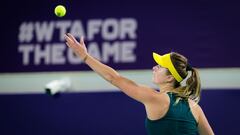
left=64, top=33, right=88, bottom=60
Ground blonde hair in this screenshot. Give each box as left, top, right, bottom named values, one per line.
left=168, top=52, right=201, bottom=104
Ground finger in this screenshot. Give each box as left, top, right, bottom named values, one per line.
left=80, top=36, right=84, bottom=44
left=64, top=34, right=73, bottom=43
left=67, top=33, right=78, bottom=43
left=65, top=42, right=70, bottom=47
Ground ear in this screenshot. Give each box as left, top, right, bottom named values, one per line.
left=166, top=75, right=175, bottom=83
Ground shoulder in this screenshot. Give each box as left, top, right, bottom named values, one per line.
left=188, top=99, right=200, bottom=108
left=144, top=92, right=171, bottom=120
left=145, top=91, right=170, bottom=105
left=188, top=99, right=201, bottom=123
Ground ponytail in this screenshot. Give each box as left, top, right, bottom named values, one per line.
left=185, top=68, right=201, bottom=103
left=172, top=67, right=201, bottom=104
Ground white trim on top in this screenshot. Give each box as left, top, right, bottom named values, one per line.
left=0, top=68, right=239, bottom=94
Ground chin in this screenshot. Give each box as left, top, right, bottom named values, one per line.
left=152, top=78, right=157, bottom=84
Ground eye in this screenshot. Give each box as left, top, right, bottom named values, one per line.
left=157, top=65, right=161, bottom=69
left=153, top=65, right=162, bottom=71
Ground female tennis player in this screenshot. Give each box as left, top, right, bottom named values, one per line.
left=64, top=33, right=214, bottom=135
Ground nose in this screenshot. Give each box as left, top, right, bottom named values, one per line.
left=152, top=65, right=158, bottom=71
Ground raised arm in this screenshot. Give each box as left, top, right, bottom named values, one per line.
left=64, top=33, right=157, bottom=103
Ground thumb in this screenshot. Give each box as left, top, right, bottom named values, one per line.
left=80, top=36, right=88, bottom=52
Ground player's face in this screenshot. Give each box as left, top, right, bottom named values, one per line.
left=152, top=65, right=169, bottom=84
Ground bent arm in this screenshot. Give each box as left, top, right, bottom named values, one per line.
left=198, top=107, right=214, bottom=135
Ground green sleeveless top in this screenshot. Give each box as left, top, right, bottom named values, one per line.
left=145, top=92, right=198, bottom=135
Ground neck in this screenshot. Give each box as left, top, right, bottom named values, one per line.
left=158, top=84, right=174, bottom=93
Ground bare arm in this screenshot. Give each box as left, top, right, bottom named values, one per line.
left=64, top=33, right=156, bottom=103
left=198, top=106, right=214, bottom=135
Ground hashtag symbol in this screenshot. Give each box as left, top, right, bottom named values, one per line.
left=18, top=22, right=34, bottom=43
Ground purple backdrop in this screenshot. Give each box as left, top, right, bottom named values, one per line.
left=1, top=0, right=239, bottom=73
left=0, top=90, right=239, bottom=135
